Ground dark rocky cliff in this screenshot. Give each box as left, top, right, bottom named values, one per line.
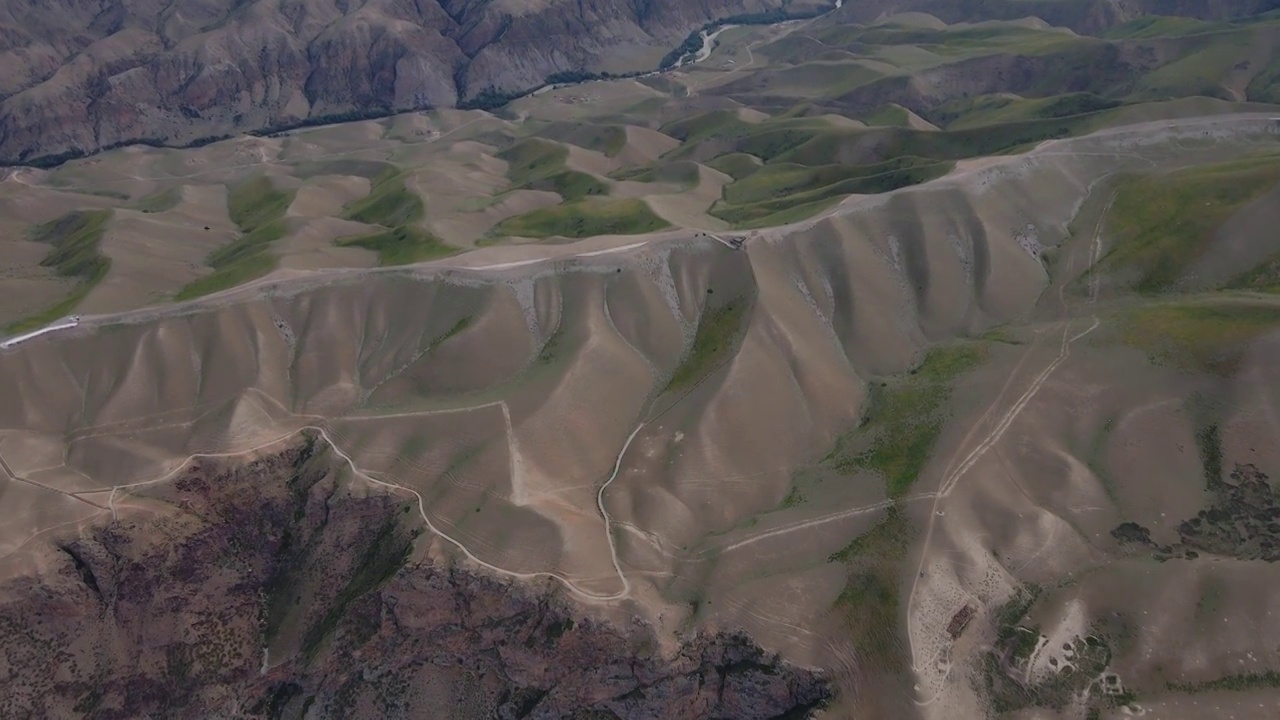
left=0, top=436, right=830, bottom=719
left=0, top=0, right=820, bottom=165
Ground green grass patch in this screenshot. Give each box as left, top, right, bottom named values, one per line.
left=534, top=123, right=628, bottom=158
left=855, top=22, right=1087, bottom=59
left=722, top=163, right=844, bottom=206
left=1229, top=252, right=1280, bottom=292
left=206, top=220, right=287, bottom=268
left=666, top=101, right=1115, bottom=177
left=174, top=261, right=270, bottom=301
left=825, top=342, right=986, bottom=497
left=1117, top=299, right=1280, bottom=374
left=525, top=169, right=610, bottom=201
left=32, top=210, right=112, bottom=279
left=133, top=187, right=182, bottom=213
left=706, top=153, right=763, bottom=179
left=336, top=225, right=456, bottom=266
left=342, top=170, right=424, bottom=227
left=663, top=299, right=750, bottom=393
left=493, top=198, right=669, bottom=239
left=174, top=235, right=282, bottom=301
left=779, top=485, right=805, bottom=509
left=980, top=325, right=1022, bottom=345
left=177, top=176, right=294, bottom=301
left=4, top=264, right=108, bottom=334
left=723, top=159, right=938, bottom=205
left=536, top=323, right=569, bottom=366
left=1105, top=16, right=1225, bottom=39
left=829, top=505, right=911, bottom=669
left=228, top=175, right=296, bottom=232
left=5, top=210, right=114, bottom=333
left=1196, top=422, right=1224, bottom=486
left=862, top=104, right=913, bottom=127
left=725, top=197, right=846, bottom=229
left=991, top=584, right=1043, bottom=648
left=713, top=156, right=953, bottom=228
left=1167, top=671, right=1280, bottom=693
left=498, top=138, right=571, bottom=187
left=613, top=161, right=701, bottom=188
left=661, top=112, right=833, bottom=163
left=432, top=316, right=471, bottom=348
left=1131, top=31, right=1252, bottom=101
left=779, top=115, right=1094, bottom=167
left=661, top=109, right=751, bottom=143
left=939, top=93, right=1122, bottom=130
left=829, top=504, right=911, bottom=564
left=498, top=138, right=612, bottom=200
left=1098, top=156, right=1280, bottom=293
left=172, top=254, right=277, bottom=299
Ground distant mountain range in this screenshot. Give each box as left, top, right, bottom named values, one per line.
left=0, top=0, right=1275, bottom=165
left=0, top=0, right=831, bottom=165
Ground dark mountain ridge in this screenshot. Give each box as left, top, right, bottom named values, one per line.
left=0, top=0, right=825, bottom=165
left=1, top=0, right=1274, bottom=165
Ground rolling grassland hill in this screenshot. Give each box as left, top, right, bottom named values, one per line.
left=1, top=2, right=1280, bottom=719
left=2, top=114, right=1280, bottom=719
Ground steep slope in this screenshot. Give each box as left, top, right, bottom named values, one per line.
left=0, top=439, right=829, bottom=718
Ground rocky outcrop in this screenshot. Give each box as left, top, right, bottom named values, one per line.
left=0, top=436, right=830, bottom=719
left=0, top=0, right=817, bottom=165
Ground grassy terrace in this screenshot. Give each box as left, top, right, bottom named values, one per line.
left=712, top=156, right=952, bottom=227
left=176, top=175, right=295, bottom=301
left=642, top=108, right=1126, bottom=228
left=706, top=153, right=763, bottom=180
left=530, top=170, right=609, bottom=201
left=331, top=167, right=458, bottom=266
left=533, top=122, right=628, bottom=158
left=662, top=299, right=751, bottom=394
left=1099, top=155, right=1280, bottom=293
left=1118, top=298, right=1280, bottom=374
left=494, top=198, right=668, bottom=239
left=825, top=342, right=987, bottom=498
left=343, top=170, right=424, bottom=227
left=500, top=139, right=571, bottom=187
left=336, top=226, right=456, bottom=266
left=133, top=187, right=181, bottom=214
left=5, top=209, right=113, bottom=333
left=829, top=505, right=911, bottom=671
left=613, top=160, right=701, bottom=189
left=1231, top=254, right=1280, bottom=292
left=499, top=137, right=612, bottom=201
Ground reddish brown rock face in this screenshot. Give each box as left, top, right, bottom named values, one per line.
left=0, top=438, right=830, bottom=719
